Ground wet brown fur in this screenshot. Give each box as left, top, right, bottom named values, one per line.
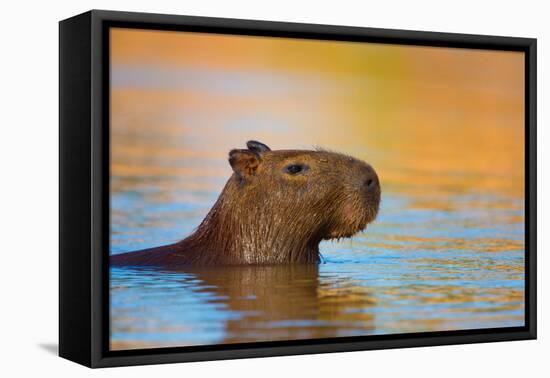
left=110, top=141, right=381, bottom=266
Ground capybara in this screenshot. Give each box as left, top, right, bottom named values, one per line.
left=110, top=140, right=381, bottom=266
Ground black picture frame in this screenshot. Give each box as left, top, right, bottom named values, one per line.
left=59, top=9, right=537, bottom=368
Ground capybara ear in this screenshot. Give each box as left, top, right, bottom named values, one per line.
left=229, top=149, right=262, bottom=178
left=246, top=140, right=271, bottom=154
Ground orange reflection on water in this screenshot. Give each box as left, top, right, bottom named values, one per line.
left=111, top=28, right=524, bottom=199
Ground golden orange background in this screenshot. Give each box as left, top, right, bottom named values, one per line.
left=111, top=28, right=524, bottom=202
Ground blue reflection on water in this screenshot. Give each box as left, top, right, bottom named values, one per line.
left=110, top=183, right=524, bottom=350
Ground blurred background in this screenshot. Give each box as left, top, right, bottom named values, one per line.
left=109, top=28, right=525, bottom=350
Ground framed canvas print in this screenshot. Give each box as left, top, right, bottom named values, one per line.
left=59, top=10, right=537, bottom=368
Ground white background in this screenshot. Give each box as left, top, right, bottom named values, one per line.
left=0, top=0, right=547, bottom=376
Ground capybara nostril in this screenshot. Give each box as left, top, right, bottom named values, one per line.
left=362, top=169, right=379, bottom=192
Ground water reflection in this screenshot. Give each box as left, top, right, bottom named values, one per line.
left=111, top=234, right=524, bottom=350
left=110, top=264, right=376, bottom=350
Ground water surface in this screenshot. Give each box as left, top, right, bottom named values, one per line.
left=109, top=29, right=525, bottom=350
left=110, top=181, right=524, bottom=350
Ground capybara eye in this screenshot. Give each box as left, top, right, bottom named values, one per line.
left=284, top=164, right=307, bottom=175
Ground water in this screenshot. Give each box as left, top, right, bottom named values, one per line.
left=110, top=180, right=524, bottom=350
left=109, top=29, right=525, bottom=350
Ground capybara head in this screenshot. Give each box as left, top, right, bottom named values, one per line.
left=111, top=140, right=382, bottom=266
left=195, top=140, right=381, bottom=264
